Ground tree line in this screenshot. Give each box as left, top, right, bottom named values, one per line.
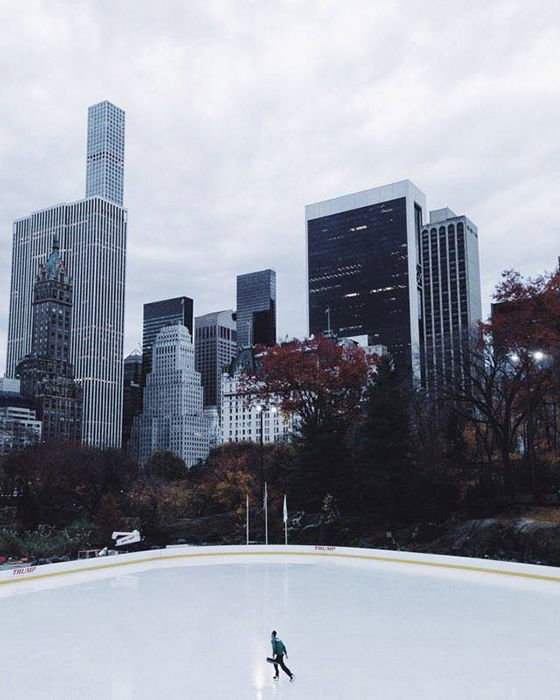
left=1, top=266, right=558, bottom=558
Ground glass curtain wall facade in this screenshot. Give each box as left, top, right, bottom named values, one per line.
left=420, top=209, right=481, bottom=391
left=236, top=270, right=276, bottom=348
left=142, top=297, right=194, bottom=383
left=306, top=181, right=426, bottom=375
left=122, top=350, right=143, bottom=447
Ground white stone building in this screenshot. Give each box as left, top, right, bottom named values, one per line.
left=220, top=349, right=297, bottom=445
left=0, top=379, right=42, bottom=454
left=129, top=325, right=211, bottom=467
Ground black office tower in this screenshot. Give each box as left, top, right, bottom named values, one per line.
left=122, top=350, right=143, bottom=446
left=306, top=181, right=426, bottom=375
left=236, top=269, right=276, bottom=348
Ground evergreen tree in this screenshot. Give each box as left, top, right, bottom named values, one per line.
left=145, top=450, right=187, bottom=481
left=356, top=362, right=411, bottom=516
left=290, top=417, right=350, bottom=511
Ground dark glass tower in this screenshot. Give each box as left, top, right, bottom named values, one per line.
left=306, top=181, right=426, bottom=375
left=194, top=310, right=237, bottom=409
left=236, top=269, right=276, bottom=348
left=16, top=239, right=82, bottom=443
left=142, top=297, right=194, bottom=383
left=122, top=350, right=143, bottom=447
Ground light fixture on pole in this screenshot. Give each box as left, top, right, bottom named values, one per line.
left=256, top=402, right=276, bottom=502
left=256, top=402, right=276, bottom=545
left=246, top=493, right=249, bottom=546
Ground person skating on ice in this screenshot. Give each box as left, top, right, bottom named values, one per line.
left=271, top=630, right=295, bottom=682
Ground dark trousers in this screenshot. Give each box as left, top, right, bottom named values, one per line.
left=273, top=654, right=292, bottom=678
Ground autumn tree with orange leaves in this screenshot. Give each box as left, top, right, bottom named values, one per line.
left=240, top=336, right=379, bottom=510
left=241, top=335, right=377, bottom=428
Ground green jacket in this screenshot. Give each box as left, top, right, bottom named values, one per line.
left=271, top=637, right=287, bottom=656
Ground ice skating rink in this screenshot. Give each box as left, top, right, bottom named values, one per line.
left=1, top=546, right=560, bottom=699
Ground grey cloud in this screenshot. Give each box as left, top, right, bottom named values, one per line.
left=1, top=0, right=559, bottom=369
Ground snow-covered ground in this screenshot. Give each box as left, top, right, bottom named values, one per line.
left=1, top=547, right=559, bottom=699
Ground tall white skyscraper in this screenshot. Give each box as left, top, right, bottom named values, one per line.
left=5, top=101, right=127, bottom=447
left=85, top=101, right=125, bottom=206
left=129, top=325, right=211, bottom=467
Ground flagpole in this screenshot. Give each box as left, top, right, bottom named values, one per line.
left=264, top=482, right=268, bottom=545
left=246, top=493, right=249, bottom=546
left=283, top=494, right=288, bottom=545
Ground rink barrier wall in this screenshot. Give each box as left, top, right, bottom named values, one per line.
left=0, top=545, right=560, bottom=586
left=2, top=544, right=560, bottom=589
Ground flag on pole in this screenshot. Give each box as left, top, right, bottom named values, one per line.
left=263, top=482, right=268, bottom=509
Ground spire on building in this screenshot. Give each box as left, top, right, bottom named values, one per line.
left=44, top=236, right=64, bottom=280
left=16, top=245, right=82, bottom=443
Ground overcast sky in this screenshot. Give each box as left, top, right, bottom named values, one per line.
left=1, top=0, right=559, bottom=371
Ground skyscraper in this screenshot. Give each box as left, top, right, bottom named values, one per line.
left=122, top=350, right=143, bottom=447
left=194, top=310, right=237, bottom=409
left=306, top=181, right=426, bottom=375
left=6, top=101, right=127, bottom=447
left=236, top=269, right=276, bottom=348
left=419, top=208, right=482, bottom=391
left=85, top=101, right=125, bottom=206
left=129, top=325, right=211, bottom=467
left=16, top=240, right=82, bottom=443
left=142, top=297, right=194, bottom=383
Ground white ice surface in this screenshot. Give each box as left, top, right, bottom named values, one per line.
left=2, top=552, right=560, bottom=699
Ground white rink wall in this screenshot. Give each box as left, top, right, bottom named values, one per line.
left=2, top=544, right=560, bottom=596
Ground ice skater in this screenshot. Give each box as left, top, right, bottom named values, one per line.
left=270, top=630, right=295, bottom=682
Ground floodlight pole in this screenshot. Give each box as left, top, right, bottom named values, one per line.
left=264, top=482, right=268, bottom=545
left=259, top=407, right=265, bottom=502
left=246, top=493, right=249, bottom=546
